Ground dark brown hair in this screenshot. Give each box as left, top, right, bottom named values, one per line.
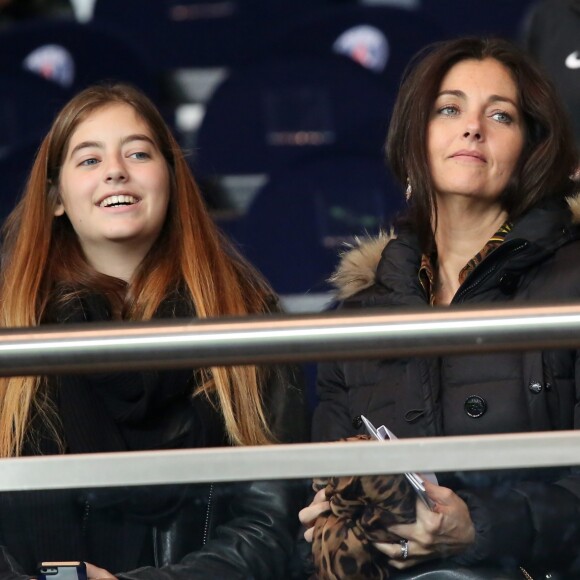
left=386, top=37, right=579, bottom=252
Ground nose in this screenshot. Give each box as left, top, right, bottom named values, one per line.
left=104, top=158, right=127, bottom=183
left=463, top=116, right=483, bottom=141
left=463, top=128, right=482, bottom=141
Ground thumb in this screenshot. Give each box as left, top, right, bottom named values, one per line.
left=423, top=478, right=446, bottom=501
left=422, top=478, right=457, bottom=510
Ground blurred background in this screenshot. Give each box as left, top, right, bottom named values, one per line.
left=0, top=0, right=575, bottom=312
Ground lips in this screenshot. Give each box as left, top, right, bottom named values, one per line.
left=450, top=149, right=486, bottom=162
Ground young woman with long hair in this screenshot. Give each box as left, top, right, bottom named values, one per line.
left=0, top=82, right=307, bottom=579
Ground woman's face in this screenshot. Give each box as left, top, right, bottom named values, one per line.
left=427, top=58, right=525, bottom=206
left=56, top=103, right=171, bottom=273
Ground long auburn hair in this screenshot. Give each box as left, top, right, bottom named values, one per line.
left=386, top=37, right=579, bottom=253
left=0, top=83, right=276, bottom=456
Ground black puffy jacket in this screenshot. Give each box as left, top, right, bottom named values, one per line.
left=313, top=197, right=580, bottom=575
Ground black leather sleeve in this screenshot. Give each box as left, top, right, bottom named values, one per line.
left=119, top=479, right=305, bottom=580
left=0, top=547, right=29, bottom=580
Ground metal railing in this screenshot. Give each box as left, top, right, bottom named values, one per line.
left=2, top=302, right=580, bottom=374
left=0, top=302, right=580, bottom=491
left=1, top=431, right=579, bottom=492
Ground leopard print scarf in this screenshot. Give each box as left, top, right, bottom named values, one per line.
left=311, top=436, right=417, bottom=579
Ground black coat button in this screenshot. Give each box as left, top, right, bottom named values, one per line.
left=464, top=395, right=487, bottom=418
left=529, top=382, right=542, bottom=394
left=352, top=415, right=363, bottom=429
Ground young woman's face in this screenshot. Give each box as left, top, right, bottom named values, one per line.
left=427, top=58, right=525, bottom=206
left=56, top=103, right=170, bottom=269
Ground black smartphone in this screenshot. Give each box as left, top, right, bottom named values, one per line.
left=37, top=562, right=87, bottom=580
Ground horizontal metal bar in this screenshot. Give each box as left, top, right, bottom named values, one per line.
left=1, top=302, right=580, bottom=375
left=1, top=430, right=579, bottom=491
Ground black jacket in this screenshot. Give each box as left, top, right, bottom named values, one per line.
left=313, top=198, right=580, bottom=575
left=0, top=292, right=309, bottom=579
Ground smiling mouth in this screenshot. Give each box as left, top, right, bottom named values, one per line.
left=99, top=194, right=139, bottom=208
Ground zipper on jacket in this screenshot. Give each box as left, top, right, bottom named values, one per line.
left=153, top=526, right=159, bottom=567
left=453, top=241, right=529, bottom=303
left=81, top=498, right=90, bottom=536
left=202, top=483, right=214, bottom=546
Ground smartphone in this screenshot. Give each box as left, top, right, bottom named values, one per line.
left=38, top=562, right=87, bottom=580
left=360, top=415, right=437, bottom=510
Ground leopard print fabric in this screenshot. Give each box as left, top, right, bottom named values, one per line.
left=311, top=435, right=417, bottom=579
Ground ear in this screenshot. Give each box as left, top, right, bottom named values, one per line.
left=53, top=193, right=65, bottom=217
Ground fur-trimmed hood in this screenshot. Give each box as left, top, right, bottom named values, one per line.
left=328, top=230, right=395, bottom=301
left=330, top=195, right=580, bottom=301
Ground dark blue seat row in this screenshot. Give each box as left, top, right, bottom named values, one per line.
left=0, top=0, right=533, bottom=296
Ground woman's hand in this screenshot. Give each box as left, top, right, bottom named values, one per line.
left=373, top=479, right=475, bottom=569
left=84, top=563, right=117, bottom=580
left=298, top=488, right=330, bottom=542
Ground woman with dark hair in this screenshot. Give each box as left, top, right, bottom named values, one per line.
left=0, top=82, right=308, bottom=579
left=300, top=37, right=580, bottom=577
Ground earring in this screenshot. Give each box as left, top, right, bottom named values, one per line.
left=405, top=178, right=412, bottom=201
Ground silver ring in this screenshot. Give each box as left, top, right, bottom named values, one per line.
left=400, top=539, right=409, bottom=560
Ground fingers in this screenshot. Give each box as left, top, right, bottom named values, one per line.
left=373, top=540, right=423, bottom=570
left=300, top=500, right=330, bottom=542
left=84, top=563, right=117, bottom=580
left=422, top=478, right=454, bottom=506
left=386, top=483, right=476, bottom=559
left=304, top=524, right=316, bottom=543
left=387, top=493, right=439, bottom=541
left=299, top=488, right=330, bottom=543
left=298, top=489, right=328, bottom=525
left=298, top=498, right=330, bottom=528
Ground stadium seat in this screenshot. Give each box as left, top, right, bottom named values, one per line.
left=270, top=4, right=445, bottom=85
left=92, top=0, right=354, bottom=71
left=0, top=140, right=39, bottom=223
left=194, top=54, right=395, bottom=185
left=419, top=0, right=532, bottom=39
left=0, top=20, right=159, bottom=98
left=226, top=154, right=404, bottom=295
left=0, top=70, right=69, bottom=156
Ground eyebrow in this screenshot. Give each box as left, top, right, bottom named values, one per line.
left=436, top=89, right=519, bottom=108
left=68, top=134, right=157, bottom=158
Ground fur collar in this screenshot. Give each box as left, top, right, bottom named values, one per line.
left=330, top=195, right=580, bottom=301
left=329, top=230, right=396, bottom=301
